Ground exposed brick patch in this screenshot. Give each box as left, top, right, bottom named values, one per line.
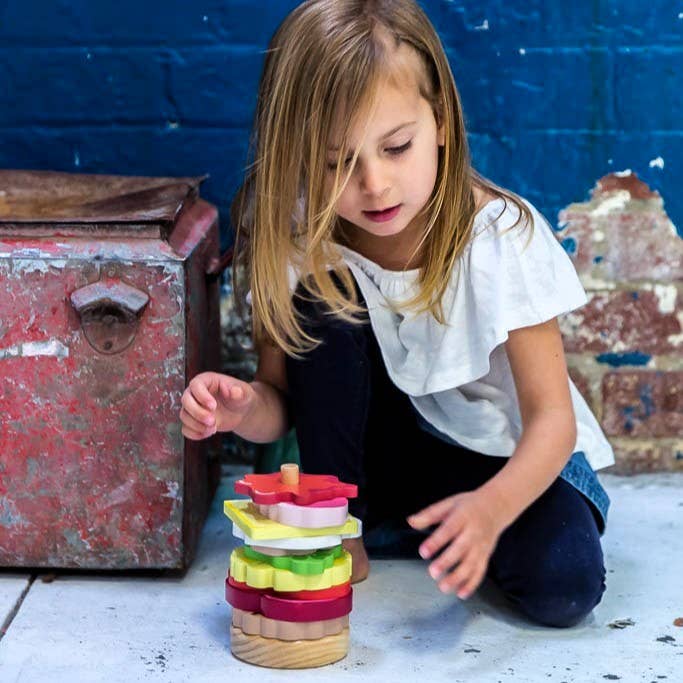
left=602, top=371, right=683, bottom=437
left=595, top=172, right=659, bottom=200
left=610, top=441, right=683, bottom=474
left=559, top=171, right=683, bottom=282
left=567, top=366, right=595, bottom=412
left=561, top=289, right=681, bottom=354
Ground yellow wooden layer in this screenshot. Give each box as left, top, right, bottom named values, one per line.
left=229, top=546, right=352, bottom=591
left=224, top=499, right=359, bottom=540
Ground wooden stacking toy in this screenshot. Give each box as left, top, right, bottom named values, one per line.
left=224, top=463, right=361, bottom=668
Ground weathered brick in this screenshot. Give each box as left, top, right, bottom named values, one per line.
left=566, top=365, right=595, bottom=413
left=602, top=371, right=683, bottom=437
left=610, top=441, right=683, bottom=475
left=558, top=172, right=683, bottom=282
left=560, top=288, right=682, bottom=354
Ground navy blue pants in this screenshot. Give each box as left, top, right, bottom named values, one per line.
left=285, top=279, right=607, bottom=628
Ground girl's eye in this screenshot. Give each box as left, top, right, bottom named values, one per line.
left=387, top=140, right=412, bottom=156
left=326, top=140, right=412, bottom=171
left=327, top=157, right=351, bottom=171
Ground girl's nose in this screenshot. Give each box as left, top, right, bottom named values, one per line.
left=360, top=160, right=390, bottom=197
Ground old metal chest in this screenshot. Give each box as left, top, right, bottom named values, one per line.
left=0, top=169, right=223, bottom=569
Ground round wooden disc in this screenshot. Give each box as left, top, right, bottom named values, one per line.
left=230, top=625, right=349, bottom=669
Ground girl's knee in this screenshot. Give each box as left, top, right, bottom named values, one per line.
left=509, top=563, right=606, bottom=628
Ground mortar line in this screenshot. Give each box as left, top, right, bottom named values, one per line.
left=0, top=574, right=37, bottom=643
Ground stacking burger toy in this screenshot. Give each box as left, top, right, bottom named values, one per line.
left=223, top=463, right=362, bottom=668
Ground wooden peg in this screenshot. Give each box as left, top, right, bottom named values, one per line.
left=280, top=463, right=300, bottom=486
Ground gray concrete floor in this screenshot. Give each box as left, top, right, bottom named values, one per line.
left=0, top=469, right=681, bottom=683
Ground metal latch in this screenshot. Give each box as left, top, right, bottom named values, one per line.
left=70, top=278, right=149, bottom=354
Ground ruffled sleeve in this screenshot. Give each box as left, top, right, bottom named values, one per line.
left=339, top=196, right=588, bottom=397
left=469, top=197, right=588, bottom=334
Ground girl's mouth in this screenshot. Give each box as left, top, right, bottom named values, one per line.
left=362, top=204, right=401, bottom=222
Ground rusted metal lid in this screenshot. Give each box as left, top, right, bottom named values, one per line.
left=0, top=169, right=208, bottom=226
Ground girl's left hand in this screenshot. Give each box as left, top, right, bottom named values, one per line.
left=406, top=490, right=506, bottom=600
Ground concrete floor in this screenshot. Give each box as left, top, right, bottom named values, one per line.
left=0, top=469, right=681, bottom=683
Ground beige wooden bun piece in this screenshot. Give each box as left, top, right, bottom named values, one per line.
left=230, top=625, right=349, bottom=669
left=232, top=608, right=349, bottom=641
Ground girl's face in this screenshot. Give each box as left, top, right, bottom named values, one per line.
left=325, top=73, right=445, bottom=242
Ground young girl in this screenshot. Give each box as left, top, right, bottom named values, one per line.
left=180, top=0, right=614, bottom=628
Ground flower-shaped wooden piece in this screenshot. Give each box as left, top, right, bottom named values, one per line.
left=225, top=576, right=353, bottom=622
left=226, top=575, right=351, bottom=604
left=234, top=463, right=357, bottom=505
left=242, top=544, right=343, bottom=576
left=229, top=546, right=352, bottom=592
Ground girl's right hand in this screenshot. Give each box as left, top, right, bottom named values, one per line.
left=180, top=372, right=256, bottom=441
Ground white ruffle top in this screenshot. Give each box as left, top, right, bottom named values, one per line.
left=333, top=196, right=615, bottom=471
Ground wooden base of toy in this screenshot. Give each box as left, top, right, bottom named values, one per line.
left=230, top=625, right=349, bottom=669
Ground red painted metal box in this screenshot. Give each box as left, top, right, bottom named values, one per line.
left=0, top=169, right=223, bottom=569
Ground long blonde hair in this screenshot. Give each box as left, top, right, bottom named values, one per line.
left=231, top=0, right=532, bottom=356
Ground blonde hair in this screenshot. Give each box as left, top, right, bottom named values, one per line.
left=231, top=0, right=532, bottom=356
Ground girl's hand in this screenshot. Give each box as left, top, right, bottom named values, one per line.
left=406, top=490, right=505, bottom=600
left=180, top=372, right=255, bottom=440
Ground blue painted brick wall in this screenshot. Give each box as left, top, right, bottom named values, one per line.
left=0, top=0, right=681, bottom=247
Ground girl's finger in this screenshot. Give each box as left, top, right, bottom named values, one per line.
left=407, top=496, right=456, bottom=530
left=427, top=533, right=469, bottom=579
left=219, top=377, right=251, bottom=405
left=438, top=552, right=477, bottom=595
left=189, top=378, right=217, bottom=411
left=180, top=406, right=214, bottom=432
left=181, top=424, right=211, bottom=441
left=418, top=510, right=464, bottom=560
left=457, top=562, right=488, bottom=601
left=182, top=391, right=215, bottom=425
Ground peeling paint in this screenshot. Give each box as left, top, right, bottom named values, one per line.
left=653, top=284, right=677, bottom=314
left=590, top=190, right=631, bottom=216
left=0, top=499, right=29, bottom=528
left=0, top=339, right=69, bottom=360
left=668, top=311, right=683, bottom=346
left=596, top=351, right=652, bottom=367
left=12, top=258, right=68, bottom=273
left=579, top=273, right=616, bottom=290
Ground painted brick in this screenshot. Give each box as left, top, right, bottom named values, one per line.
left=452, top=47, right=614, bottom=134
left=602, top=371, right=683, bottom=437
left=168, top=46, right=264, bottom=127
left=561, top=289, right=682, bottom=355
left=0, top=48, right=169, bottom=126
left=469, top=133, right=683, bottom=235
left=614, top=48, right=683, bottom=131
left=609, top=5, right=683, bottom=46
left=440, top=1, right=614, bottom=47
left=0, top=0, right=259, bottom=47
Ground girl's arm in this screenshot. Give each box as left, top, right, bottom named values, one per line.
left=477, top=316, right=577, bottom=529
left=407, top=316, right=577, bottom=599
left=232, top=342, right=292, bottom=443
